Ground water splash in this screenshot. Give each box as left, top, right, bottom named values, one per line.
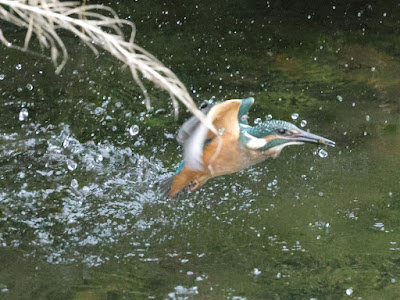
left=265, top=114, right=272, bottom=121
left=129, top=124, right=139, bottom=136
left=0, top=124, right=164, bottom=266
left=66, top=159, right=78, bottom=171
left=346, top=288, right=353, bottom=296
left=18, top=108, right=28, bottom=121
left=318, top=149, right=328, bottom=158
left=254, top=118, right=262, bottom=125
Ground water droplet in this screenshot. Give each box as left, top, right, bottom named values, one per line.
left=346, top=288, right=353, bottom=296
left=67, top=159, right=77, bottom=171
left=254, top=118, right=262, bottom=125
left=93, top=107, right=105, bottom=115
left=129, top=125, right=139, bottom=136
left=253, top=268, right=261, bottom=276
left=337, top=95, right=343, bottom=102
left=300, top=120, right=307, bottom=127
left=291, top=113, right=299, bottom=120
left=15, top=64, right=22, bottom=70
left=155, top=108, right=166, bottom=115
left=365, top=115, right=370, bottom=121
left=265, top=114, right=273, bottom=121
left=26, top=83, right=33, bottom=91
left=373, top=222, right=384, bottom=230
left=318, top=149, right=328, bottom=158
left=371, top=66, right=376, bottom=72
left=0, top=74, right=5, bottom=80
left=71, top=179, right=79, bottom=189
left=18, top=108, right=28, bottom=121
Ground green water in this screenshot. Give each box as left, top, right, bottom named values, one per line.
left=1, top=0, right=400, bottom=299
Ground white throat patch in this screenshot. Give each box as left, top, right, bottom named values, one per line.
left=243, top=132, right=267, bottom=150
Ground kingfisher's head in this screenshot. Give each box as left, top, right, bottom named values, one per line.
left=241, top=120, right=335, bottom=156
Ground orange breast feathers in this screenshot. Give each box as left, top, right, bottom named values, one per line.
left=169, top=137, right=245, bottom=198
left=169, top=100, right=244, bottom=198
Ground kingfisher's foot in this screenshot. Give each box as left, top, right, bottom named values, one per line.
left=189, top=179, right=200, bottom=191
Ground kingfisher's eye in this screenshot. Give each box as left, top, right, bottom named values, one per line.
left=200, top=101, right=209, bottom=109
left=277, top=128, right=287, bottom=135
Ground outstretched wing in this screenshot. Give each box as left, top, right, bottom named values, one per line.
left=178, top=99, right=244, bottom=171
left=176, top=101, right=213, bottom=145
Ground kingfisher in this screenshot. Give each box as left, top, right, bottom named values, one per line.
left=159, top=97, right=335, bottom=198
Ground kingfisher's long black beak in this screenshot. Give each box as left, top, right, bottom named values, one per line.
left=293, top=129, right=336, bottom=147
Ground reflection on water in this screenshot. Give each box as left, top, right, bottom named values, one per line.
left=1, top=0, right=400, bottom=299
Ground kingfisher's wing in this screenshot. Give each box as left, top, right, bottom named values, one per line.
left=176, top=102, right=213, bottom=145
left=177, top=99, right=244, bottom=171
left=238, top=97, right=254, bottom=125
left=177, top=98, right=254, bottom=145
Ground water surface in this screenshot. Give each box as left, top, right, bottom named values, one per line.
left=1, top=0, right=400, bottom=299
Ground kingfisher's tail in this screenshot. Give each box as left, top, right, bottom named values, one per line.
left=157, top=168, right=201, bottom=199
left=157, top=175, right=176, bottom=199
